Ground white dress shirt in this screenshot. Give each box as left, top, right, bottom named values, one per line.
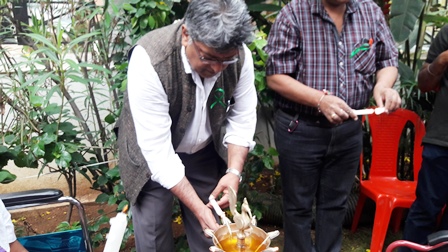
left=0, top=199, right=16, bottom=252
left=127, top=44, right=257, bottom=190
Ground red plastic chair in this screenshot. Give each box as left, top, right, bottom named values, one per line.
left=351, top=108, right=426, bottom=252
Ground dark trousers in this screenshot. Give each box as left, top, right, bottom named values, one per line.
left=131, top=143, right=225, bottom=252
left=401, top=144, right=448, bottom=252
left=274, top=109, right=362, bottom=252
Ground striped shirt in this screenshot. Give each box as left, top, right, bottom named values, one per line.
left=265, top=0, right=398, bottom=115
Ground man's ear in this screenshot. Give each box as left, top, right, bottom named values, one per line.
left=181, top=25, right=189, bottom=47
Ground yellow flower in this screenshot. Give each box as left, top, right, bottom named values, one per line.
left=274, top=171, right=280, bottom=177
left=11, top=219, right=17, bottom=224
left=173, top=215, right=182, bottom=225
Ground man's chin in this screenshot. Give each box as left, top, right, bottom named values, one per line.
left=199, top=71, right=217, bottom=79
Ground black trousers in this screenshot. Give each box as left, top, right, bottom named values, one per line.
left=275, top=109, right=362, bottom=252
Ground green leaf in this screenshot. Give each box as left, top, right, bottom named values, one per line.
left=30, top=95, right=44, bottom=108
left=67, top=32, right=101, bottom=52
left=31, top=141, right=46, bottom=157
left=43, top=103, right=62, bottom=115
left=398, top=61, right=416, bottom=84
left=14, top=151, right=38, bottom=168
left=96, top=193, right=109, bottom=203
left=148, top=16, right=156, bottom=29
left=247, top=3, right=282, bottom=12
left=105, top=113, right=116, bottom=124
left=123, top=3, right=136, bottom=12
left=97, top=175, right=108, bottom=186
left=0, top=145, right=9, bottom=154
left=108, top=195, right=117, bottom=205
left=77, top=62, right=111, bottom=74
left=106, top=167, right=120, bottom=178
left=24, top=33, right=58, bottom=52
left=389, top=0, right=425, bottom=43
left=64, top=59, right=81, bottom=71
left=54, top=144, right=72, bottom=168
left=139, top=17, right=148, bottom=30
left=267, top=147, right=279, bottom=156
left=0, top=170, right=17, bottom=184
left=40, top=133, right=57, bottom=144
left=66, top=74, right=90, bottom=85
left=136, top=8, right=146, bottom=18
left=148, top=1, right=157, bottom=8
left=423, top=13, right=448, bottom=24
left=117, top=200, right=129, bottom=211
left=113, top=184, right=124, bottom=194
left=55, top=221, right=71, bottom=231
left=3, top=135, right=16, bottom=145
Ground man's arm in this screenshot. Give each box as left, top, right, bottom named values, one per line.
left=418, top=51, right=448, bottom=92
left=10, top=240, right=28, bottom=252
left=372, top=66, right=401, bottom=112
left=209, top=144, right=249, bottom=209
left=170, top=177, right=220, bottom=231
left=266, top=74, right=358, bottom=123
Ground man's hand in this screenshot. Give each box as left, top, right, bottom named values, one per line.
left=373, top=66, right=400, bottom=112
left=318, top=95, right=358, bottom=124
left=195, top=204, right=221, bottom=232
left=170, top=177, right=220, bottom=231
left=207, top=173, right=240, bottom=210
left=373, top=86, right=401, bottom=113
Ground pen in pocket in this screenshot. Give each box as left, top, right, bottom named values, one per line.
left=350, top=38, right=373, bottom=58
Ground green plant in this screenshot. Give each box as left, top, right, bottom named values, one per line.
left=0, top=0, right=184, bottom=249
left=55, top=221, right=81, bottom=232
left=123, top=0, right=179, bottom=42
left=387, top=0, right=448, bottom=119
left=0, top=0, right=133, bottom=247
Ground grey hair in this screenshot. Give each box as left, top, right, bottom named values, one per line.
left=184, top=0, right=254, bottom=51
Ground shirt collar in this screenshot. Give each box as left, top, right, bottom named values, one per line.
left=181, top=45, right=192, bottom=74
left=311, top=0, right=358, bottom=15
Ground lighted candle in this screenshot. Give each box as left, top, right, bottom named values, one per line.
left=103, top=206, right=128, bottom=252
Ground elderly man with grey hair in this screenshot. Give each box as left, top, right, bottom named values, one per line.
left=115, top=0, right=257, bottom=251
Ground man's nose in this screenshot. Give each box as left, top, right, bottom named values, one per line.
left=210, top=63, right=227, bottom=73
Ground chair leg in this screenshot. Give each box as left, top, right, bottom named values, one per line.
left=370, top=199, right=394, bottom=252
left=351, top=193, right=367, bottom=232
left=437, top=205, right=446, bottom=229
left=391, top=208, right=404, bottom=233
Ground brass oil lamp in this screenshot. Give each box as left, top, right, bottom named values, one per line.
left=206, top=187, right=280, bottom=252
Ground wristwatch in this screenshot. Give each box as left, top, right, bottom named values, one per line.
left=226, top=168, right=242, bottom=183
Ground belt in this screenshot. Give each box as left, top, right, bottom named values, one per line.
left=280, top=108, right=335, bottom=128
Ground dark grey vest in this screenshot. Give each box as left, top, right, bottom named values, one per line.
left=116, top=20, right=245, bottom=204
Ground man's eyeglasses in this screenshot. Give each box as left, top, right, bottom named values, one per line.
left=192, top=41, right=239, bottom=65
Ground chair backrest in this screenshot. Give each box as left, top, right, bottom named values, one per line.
left=362, top=108, right=425, bottom=180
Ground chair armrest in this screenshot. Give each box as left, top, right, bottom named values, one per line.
left=428, top=230, right=448, bottom=246
left=0, top=189, right=63, bottom=210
